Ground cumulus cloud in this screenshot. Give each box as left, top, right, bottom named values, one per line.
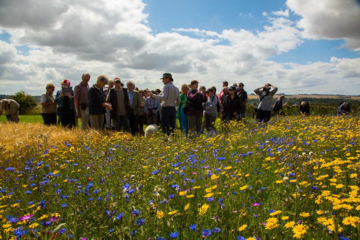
left=272, top=9, right=290, bottom=17
left=0, top=0, right=359, bottom=95
left=287, top=0, right=360, bottom=51
left=263, top=12, right=268, bottom=16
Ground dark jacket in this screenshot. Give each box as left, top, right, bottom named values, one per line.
left=108, top=88, right=131, bottom=119
left=88, top=84, right=106, bottom=115
left=221, top=94, right=241, bottom=118
left=300, top=102, right=310, bottom=115
left=186, top=89, right=207, bottom=116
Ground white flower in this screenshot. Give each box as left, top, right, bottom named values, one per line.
left=283, top=177, right=289, bottom=181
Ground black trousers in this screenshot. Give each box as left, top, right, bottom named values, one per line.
left=138, top=115, right=146, bottom=135
left=42, top=113, right=57, bottom=125
left=129, top=112, right=139, bottom=135
left=59, top=112, right=75, bottom=128
left=257, top=109, right=271, bottom=122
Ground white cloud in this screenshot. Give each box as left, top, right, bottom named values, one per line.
left=263, top=12, right=268, bottom=16
left=0, top=0, right=359, bottom=95
left=287, top=0, right=360, bottom=51
left=272, top=9, right=290, bottom=17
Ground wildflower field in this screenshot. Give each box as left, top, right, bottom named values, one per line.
left=0, top=115, right=360, bottom=240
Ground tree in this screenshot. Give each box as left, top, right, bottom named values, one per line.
left=9, top=91, right=37, bottom=115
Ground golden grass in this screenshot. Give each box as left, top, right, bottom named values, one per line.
left=0, top=122, right=107, bottom=153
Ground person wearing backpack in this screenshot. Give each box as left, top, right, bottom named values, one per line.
left=254, top=83, right=278, bottom=123
left=187, top=80, right=207, bottom=135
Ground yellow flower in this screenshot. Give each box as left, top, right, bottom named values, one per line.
left=29, top=223, right=39, bottom=228
left=266, top=218, right=278, bottom=225
left=316, top=210, right=324, bottom=215
left=179, top=191, right=187, bottom=196
left=11, top=203, right=19, bottom=208
left=184, top=203, right=190, bottom=211
left=240, top=185, right=248, bottom=191
left=270, top=210, right=282, bottom=216
left=199, top=204, right=209, bottom=216
left=2, top=223, right=11, bottom=229
left=211, top=175, right=219, bottom=180
left=186, top=194, right=194, bottom=198
left=0, top=205, right=7, bottom=209
left=335, top=184, right=344, bottom=189
left=156, top=211, right=164, bottom=219
left=168, top=210, right=178, bottom=216
left=247, top=238, right=256, bottom=240
left=38, top=215, right=48, bottom=220
left=204, top=193, right=214, bottom=198
left=343, top=217, right=352, bottom=225
left=300, top=212, right=310, bottom=218
left=292, top=224, right=308, bottom=239
left=224, top=166, right=232, bottom=170
left=193, top=186, right=201, bottom=189
left=285, top=221, right=295, bottom=228
left=350, top=173, right=358, bottom=178
left=281, top=216, right=289, bottom=220
left=238, top=224, right=247, bottom=231
left=53, top=170, right=59, bottom=174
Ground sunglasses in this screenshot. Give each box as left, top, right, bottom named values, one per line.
left=115, top=81, right=121, bottom=83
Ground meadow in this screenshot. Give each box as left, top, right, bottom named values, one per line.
left=0, top=115, right=359, bottom=240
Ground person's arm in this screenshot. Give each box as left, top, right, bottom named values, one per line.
left=270, top=86, right=278, bottom=96
left=187, top=90, right=199, bottom=101
left=337, top=105, right=343, bottom=115
left=220, top=96, right=226, bottom=115
left=205, top=96, right=217, bottom=111
left=242, top=92, right=248, bottom=106
left=152, top=86, right=168, bottom=101
left=156, top=99, right=161, bottom=111
left=40, top=95, right=54, bottom=107
left=254, top=87, right=263, bottom=95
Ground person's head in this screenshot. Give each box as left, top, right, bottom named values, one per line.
left=155, top=89, right=161, bottom=95
left=135, top=87, right=139, bottom=91
left=127, top=81, right=135, bottom=91
left=82, top=73, right=90, bottom=84
left=114, top=77, right=122, bottom=89
left=160, top=73, right=173, bottom=85
left=207, top=88, right=214, bottom=97
left=190, top=80, right=199, bottom=90
left=61, top=79, right=71, bottom=88
left=46, top=83, right=55, bottom=95
left=280, top=95, right=285, bottom=101
left=96, top=74, right=109, bottom=88
left=108, top=80, right=115, bottom=89
left=1, top=99, right=8, bottom=107
left=343, top=102, right=349, bottom=108
left=139, top=90, right=144, bottom=98
left=264, top=83, right=271, bottom=92
left=222, top=81, right=228, bottom=87
left=229, top=86, right=236, bottom=95
left=222, top=87, right=229, bottom=95
left=301, top=101, right=306, bottom=107
left=144, top=89, right=150, bottom=97
left=211, top=86, right=216, bottom=94
left=238, top=82, right=244, bottom=91
left=233, top=83, right=237, bottom=87
left=181, top=84, right=190, bottom=95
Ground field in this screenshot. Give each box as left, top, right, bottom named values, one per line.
left=0, top=115, right=360, bottom=240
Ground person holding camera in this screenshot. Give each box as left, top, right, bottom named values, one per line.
left=186, top=80, right=207, bottom=135
left=145, top=90, right=161, bottom=125
left=300, top=101, right=310, bottom=116
left=55, top=79, right=76, bottom=128
left=254, top=83, right=278, bottom=123
left=337, top=102, right=350, bottom=116
left=0, top=99, right=20, bottom=123
left=74, top=73, right=90, bottom=130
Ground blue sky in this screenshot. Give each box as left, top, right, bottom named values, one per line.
left=143, top=0, right=359, bottom=65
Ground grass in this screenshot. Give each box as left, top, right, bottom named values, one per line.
left=0, top=115, right=43, bottom=124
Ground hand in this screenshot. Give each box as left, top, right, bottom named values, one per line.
left=76, top=111, right=81, bottom=118
left=103, top=103, right=113, bottom=110
left=65, top=92, right=72, bottom=98
left=59, top=91, right=64, bottom=97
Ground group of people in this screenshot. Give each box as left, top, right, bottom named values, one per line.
left=0, top=72, right=354, bottom=134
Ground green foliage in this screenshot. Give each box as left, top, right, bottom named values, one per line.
left=9, top=91, right=38, bottom=115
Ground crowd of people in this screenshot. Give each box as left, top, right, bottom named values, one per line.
left=0, top=72, right=355, bottom=135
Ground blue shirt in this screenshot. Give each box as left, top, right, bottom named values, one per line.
left=128, top=91, right=133, bottom=107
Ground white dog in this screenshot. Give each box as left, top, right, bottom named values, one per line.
left=145, top=124, right=158, bottom=138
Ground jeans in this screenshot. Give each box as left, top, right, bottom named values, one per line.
left=42, top=113, right=57, bottom=125
left=105, top=108, right=112, bottom=128
left=115, top=115, right=131, bottom=133
left=179, top=107, right=188, bottom=133
left=161, top=107, right=176, bottom=136
left=89, top=114, right=104, bottom=131
left=129, top=112, right=139, bottom=135
left=188, top=115, right=203, bottom=134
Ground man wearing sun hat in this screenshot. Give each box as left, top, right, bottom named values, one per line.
left=150, top=73, right=180, bottom=136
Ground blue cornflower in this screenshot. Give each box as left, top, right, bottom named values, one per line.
left=115, top=212, right=124, bottom=220
left=206, top=198, right=214, bottom=202
left=168, top=194, right=175, bottom=199
left=213, top=228, right=221, bottom=233
left=170, top=231, right=179, bottom=238
left=190, top=224, right=196, bottom=231
left=59, top=227, right=66, bottom=234
left=61, top=203, right=67, bottom=208
left=152, top=169, right=160, bottom=175
left=136, top=218, right=145, bottom=226
left=131, top=209, right=140, bottom=216
left=41, top=199, right=46, bottom=208
left=109, top=228, right=114, bottom=233
left=130, top=230, right=136, bottom=236
left=202, top=229, right=211, bottom=237
left=237, top=236, right=246, bottom=240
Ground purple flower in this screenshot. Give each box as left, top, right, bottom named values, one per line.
left=49, top=216, right=59, bottom=222
left=213, top=228, right=221, bottom=233
left=251, top=203, right=260, bottom=206
left=19, top=214, right=33, bottom=221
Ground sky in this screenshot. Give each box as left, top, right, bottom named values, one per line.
left=0, top=0, right=359, bottom=95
